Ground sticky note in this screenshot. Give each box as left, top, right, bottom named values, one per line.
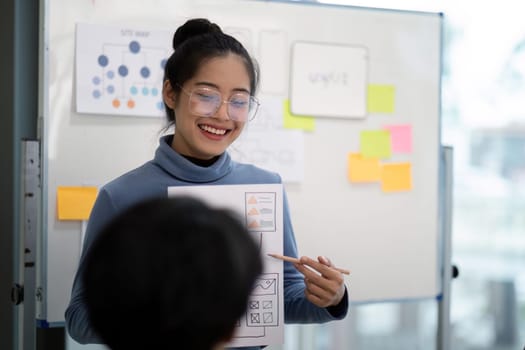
left=57, top=186, right=98, bottom=220
left=384, top=124, right=412, bottom=153
left=367, top=84, right=395, bottom=114
left=283, top=99, right=315, bottom=131
left=347, top=153, right=381, bottom=182
left=360, top=130, right=392, bottom=159
left=381, top=163, right=412, bottom=192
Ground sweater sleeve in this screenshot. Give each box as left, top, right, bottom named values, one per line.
left=64, top=188, right=116, bottom=344
left=281, top=191, right=349, bottom=323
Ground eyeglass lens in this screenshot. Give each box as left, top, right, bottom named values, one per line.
left=189, top=88, right=258, bottom=121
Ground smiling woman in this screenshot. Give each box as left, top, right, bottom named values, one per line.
left=163, top=54, right=251, bottom=159
left=64, top=17, right=348, bottom=350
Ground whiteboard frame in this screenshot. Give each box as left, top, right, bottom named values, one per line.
left=39, top=0, right=443, bottom=325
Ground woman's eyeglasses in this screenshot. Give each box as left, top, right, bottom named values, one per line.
left=178, top=85, right=259, bottom=122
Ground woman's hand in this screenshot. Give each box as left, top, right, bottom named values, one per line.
left=293, top=256, right=346, bottom=308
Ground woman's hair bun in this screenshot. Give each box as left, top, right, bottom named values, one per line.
left=172, top=18, right=223, bottom=50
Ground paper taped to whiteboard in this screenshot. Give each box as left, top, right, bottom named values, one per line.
left=290, top=41, right=368, bottom=119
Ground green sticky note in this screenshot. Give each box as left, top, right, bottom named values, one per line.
left=283, top=99, right=315, bottom=131
left=367, top=84, right=395, bottom=114
left=360, top=130, right=392, bottom=159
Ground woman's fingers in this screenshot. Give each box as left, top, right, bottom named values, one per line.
left=293, top=256, right=346, bottom=307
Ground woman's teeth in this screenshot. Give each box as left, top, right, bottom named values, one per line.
left=200, top=125, right=227, bottom=135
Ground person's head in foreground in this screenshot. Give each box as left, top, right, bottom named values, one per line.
left=82, top=196, right=263, bottom=350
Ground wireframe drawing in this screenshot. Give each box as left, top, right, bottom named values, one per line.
left=235, top=273, right=280, bottom=339
left=245, top=192, right=277, bottom=232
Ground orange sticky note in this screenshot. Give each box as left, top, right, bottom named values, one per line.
left=381, top=163, right=412, bottom=192
left=348, top=153, right=381, bottom=182
left=57, top=186, right=98, bottom=220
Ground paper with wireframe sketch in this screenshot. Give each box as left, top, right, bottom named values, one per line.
left=167, top=184, right=284, bottom=347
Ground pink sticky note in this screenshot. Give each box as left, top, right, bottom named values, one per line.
left=384, top=124, right=412, bottom=153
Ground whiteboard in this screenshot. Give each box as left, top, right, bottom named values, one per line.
left=40, top=0, right=442, bottom=325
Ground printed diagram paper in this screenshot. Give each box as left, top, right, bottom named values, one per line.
left=167, top=184, right=284, bottom=347
left=75, top=23, right=172, bottom=117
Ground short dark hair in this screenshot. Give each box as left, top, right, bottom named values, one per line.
left=163, top=18, right=259, bottom=125
left=83, top=196, right=262, bottom=350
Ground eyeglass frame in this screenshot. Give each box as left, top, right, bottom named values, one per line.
left=175, top=84, right=260, bottom=122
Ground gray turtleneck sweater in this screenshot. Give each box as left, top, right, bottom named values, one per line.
left=65, top=135, right=348, bottom=350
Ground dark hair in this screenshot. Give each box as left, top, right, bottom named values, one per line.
left=163, top=18, right=259, bottom=125
left=83, top=196, right=262, bottom=350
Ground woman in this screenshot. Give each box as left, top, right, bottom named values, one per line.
left=65, top=18, right=348, bottom=349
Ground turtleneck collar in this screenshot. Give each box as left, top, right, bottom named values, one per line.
left=153, top=135, right=233, bottom=183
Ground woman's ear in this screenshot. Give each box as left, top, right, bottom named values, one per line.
left=162, top=80, right=177, bottom=109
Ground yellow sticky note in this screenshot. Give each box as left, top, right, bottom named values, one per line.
left=348, top=153, right=381, bottom=182
left=381, top=163, right=412, bottom=192
left=57, top=186, right=98, bottom=220
left=367, top=84, right=395, bottom=114
left=360, top=130, right=392, bottom=159
left=283, top=99, right=315, bottom=131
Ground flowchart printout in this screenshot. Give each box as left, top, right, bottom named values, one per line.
left=167, top=184, right=284, bottom=347
left=75, top=23, right=172, bottom=117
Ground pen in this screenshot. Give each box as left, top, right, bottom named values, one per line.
left=268, top=253, right=351, bottom=275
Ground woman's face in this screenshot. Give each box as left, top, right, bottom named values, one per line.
left=164, top=54, right=251, bottom=160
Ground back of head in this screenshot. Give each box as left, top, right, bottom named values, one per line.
left=83, top=196, right=262, bottom=350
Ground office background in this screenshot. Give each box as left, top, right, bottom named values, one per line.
left=1, top=0, right=524, bottom=350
